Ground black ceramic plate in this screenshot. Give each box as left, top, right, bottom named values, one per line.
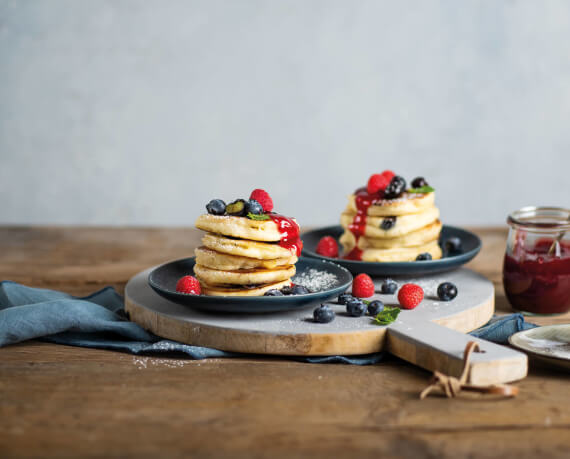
left=302, top=225, right=481, bottom=276
left=148, top=256, right=353, bottom=313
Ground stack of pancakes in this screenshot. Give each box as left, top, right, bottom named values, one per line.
left=339, top=191, right=443, bottom=262
left=193, top=215, right=298, bottom=296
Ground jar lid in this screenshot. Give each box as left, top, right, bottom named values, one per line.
left=507, top=206, right=570, bottom=231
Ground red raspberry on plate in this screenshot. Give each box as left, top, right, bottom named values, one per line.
left=249, top=189, right=274, bottom=212
left=367, top=170, right=396, bottom=194
left=352, top=273, right=375, bottom=298
left=316, top=236, right=338, bottom=258
left=176, top=275, right=201, bottom=295
left=397, top=283, right=424, bottom=309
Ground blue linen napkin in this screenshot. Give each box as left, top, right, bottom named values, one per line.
left=0, top=281, right=536, bottom=364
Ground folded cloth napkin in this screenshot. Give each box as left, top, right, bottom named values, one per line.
left=0, top=281, right=536, bottom=364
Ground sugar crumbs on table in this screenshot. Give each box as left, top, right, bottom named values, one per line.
left=292, top=268, right=338, bottom=293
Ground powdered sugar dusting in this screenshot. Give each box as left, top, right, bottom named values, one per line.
left=373, top=192, right=425, bottom=206
left=132, top=356, right=191, bottom=369
left=293, top=268, right=339, bottom=293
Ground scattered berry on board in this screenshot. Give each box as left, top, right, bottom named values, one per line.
left=313, top=304, right=335, bottom=323
left=381, top=279, right=398, bottom=294
left=206, top=199, right=226, bottom=216
left=367, top=300, right=384, bottom=316
left=352, top=273, right=375, bottom=298
left=346, top=298, right=367, bottom=317
left=416, top=252, right=432, bottom=261
left=337, top=292, right=353, bottom=304
left=316, top=236, right=339, bottom=258
left=397, top=283, right=424, bottom=309
left=175, top=276, right=201, bottom=295
left=437, top=282, right=458, bottom=301
left=249, top=189, right=274, bottom=212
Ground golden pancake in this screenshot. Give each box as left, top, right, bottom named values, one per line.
left=201, top=233, right=294, bottom=259
left=194, top=263, right=295, bottom=286
left=197, top=278, right=292, bottom=297
left=358, top=240, right=442, bottom=262
left=340, top=206, right=440, bottom=239
left=344, top=192, right=435, bottom=217
left=195, top=214, right=297, bottom=242
left=339, top=220, right=442, bottom=251
left=195, top=247, right=297, bottom=271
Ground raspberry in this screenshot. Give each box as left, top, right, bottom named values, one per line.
left=366, top=170, right=396, bottom=194
left=175, top=275, right=201, bottom=295
left=249, top=189, right=274, bottom=212
left=352, top=273, right=375, bottom=298
left=316, top=236, right=338, bottom=258
left=397, top=283, right=424, bottom=309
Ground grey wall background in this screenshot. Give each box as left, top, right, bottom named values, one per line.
left=1, top=0, right=569, bottom=227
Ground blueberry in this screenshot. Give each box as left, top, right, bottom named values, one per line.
left=416, top=253, right=432, bottom=261
left=437, top=282, right=458, bottom=301
left=280, top=285, right=294, bottom=295
left=313, top=304, right=335, bottom=323
left=384, top=176, right=407, bottom=199
left=245, top=199, right=264, bottom=216
left=206, top=199, right=226, bottom=216
left=367, top=300, right=384, bottom=316
left=381, top=216, right=396, bottom=230
left=444, top=237, right=462, bottom=254
left=226, top=199, right=247, bottom=216
left=292, top=284, right=309, bottom=295
left=381, top=279, right=398, bottom=294
left=346, top=298, right=366, bottom=317
left=337, top=293, right=353, bottom=305
left=264, top=289, right=284, bottom=296
left=411, top=177, right=428, bottom=188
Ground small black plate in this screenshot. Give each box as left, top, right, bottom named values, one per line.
left=148, top=256, right=353, bottom=313
left=301, top=225, right=481, bottom=276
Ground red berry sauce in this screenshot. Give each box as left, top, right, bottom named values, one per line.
left=343, top=187, right=382, bottom=261
left=503, top=238, right=570, bottom=314
left=268, top=213, right=303, bottom=257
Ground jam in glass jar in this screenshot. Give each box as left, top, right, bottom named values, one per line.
left=503, top=207, right=570, bottom=315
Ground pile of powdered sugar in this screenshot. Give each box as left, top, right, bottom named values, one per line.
left=293, top=268, right=339, bottom=293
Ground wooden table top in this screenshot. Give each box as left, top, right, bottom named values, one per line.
left=1, top=226, right=569, bottom=458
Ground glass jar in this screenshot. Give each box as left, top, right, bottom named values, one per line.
left=503, top=207, right=570, bottom=315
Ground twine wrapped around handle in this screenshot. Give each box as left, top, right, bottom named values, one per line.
left=420, top=341, right=519, bottom=399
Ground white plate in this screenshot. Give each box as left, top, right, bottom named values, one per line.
left=509, top=324, right=570, bottom=371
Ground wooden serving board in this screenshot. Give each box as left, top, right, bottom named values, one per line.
left=125, top=267, right=528, bottom=385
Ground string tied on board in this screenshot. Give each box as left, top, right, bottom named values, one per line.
left=420, top=341, right=519, bottom=399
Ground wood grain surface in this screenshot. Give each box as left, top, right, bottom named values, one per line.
left=1, top=226, right=569, bottom=458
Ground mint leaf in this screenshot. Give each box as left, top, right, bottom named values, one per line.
left=247, top=212, right=270, bottom=221
left=373, top=306, right=401, bottom=325
left=408, top=186, right=435, bottom=194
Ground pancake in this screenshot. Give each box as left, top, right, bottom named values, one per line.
left=345, top=192, right=435, bottom=217
left=195, top=214, right=294, bottom=242
left=340, top=220, right=442, bottom=251
left=202, top=233, right=294, bottom=259
left=194, top=263, right=296, bottom=286
left=195, top=247, right=297, bottom=271
left=197, top=278, right=292, bottom=297
left=340, top=206, right=440, bottom=239
left=358, top=240, right=442, bottom=262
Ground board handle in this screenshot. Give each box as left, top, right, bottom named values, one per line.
left=386, top=320, right=528, bottom=385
